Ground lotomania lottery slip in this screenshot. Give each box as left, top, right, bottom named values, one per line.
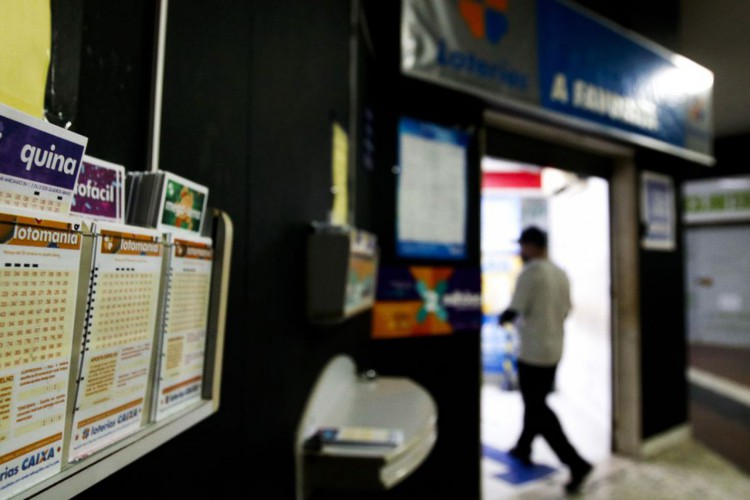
left=67, top=222, right=163, bottom=462
left=0, top=208, right=84, bottom=497
left=153, top=235, right=213, bottom=421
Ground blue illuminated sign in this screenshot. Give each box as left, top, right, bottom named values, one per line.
left=537, top=0, right=711, bottom=157
left=402, top=0, right=714, bottom=164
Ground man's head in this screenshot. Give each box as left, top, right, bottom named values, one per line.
left=518, top=226, right=548, bottom=263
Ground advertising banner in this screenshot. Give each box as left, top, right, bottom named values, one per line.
left=402, top=0, right=539, bottom=104
left=0, top=103, right=88, bottom=214
left=372, top=266, right=481, bottom=339
left=70, top=156, right=126, bottom=224
left=536, top=0, right=712, bottom=157
left=402, top=0, right=713, bottom=164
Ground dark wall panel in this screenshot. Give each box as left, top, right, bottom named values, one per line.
left=357, top=2, right=484, bottom=498
left=72, top=0, right=156, bottom=170
left=637, top=150, right=689, bottom=439
left=76, top=1, right=251, bottom=496
left=574, top=0, right=681, bottom=51
left=242, top=2, right=370, bottom=497
left=640, top=248, right=689, bottom=438
left=78, top=1, right=365, bottom=499
left=681, top=133, right=750, bottom=181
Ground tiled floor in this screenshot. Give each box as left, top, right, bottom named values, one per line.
left=484, top=439, right=750, bottom=499
left=481, top=384, right=750, bottom=499
left=482, top=383, right=610, bottom=499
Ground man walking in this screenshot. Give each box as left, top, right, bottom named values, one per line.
left=499, top=226, right=592, bottom=494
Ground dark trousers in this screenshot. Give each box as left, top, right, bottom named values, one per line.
left=515, top=361, right=586, bottom=469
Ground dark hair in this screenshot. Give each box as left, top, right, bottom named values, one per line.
left=518, top=226, right=547, bottom=248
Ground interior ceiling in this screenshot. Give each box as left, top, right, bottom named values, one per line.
left=680, top=0, right=750, bottom=137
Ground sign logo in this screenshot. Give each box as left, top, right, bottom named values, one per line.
left=688, top=97, right=708, bottom=127
left=459, top=0, right=509, bottom=44
left=415, top=278, right=448, bottom=323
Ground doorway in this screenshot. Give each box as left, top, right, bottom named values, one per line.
left=479, top=155, right=613, bottom=495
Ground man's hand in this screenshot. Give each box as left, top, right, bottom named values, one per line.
left=499, top=309, right=518, bottom=326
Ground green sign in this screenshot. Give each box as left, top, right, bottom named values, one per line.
left=684, top=191, right=750, bottom=214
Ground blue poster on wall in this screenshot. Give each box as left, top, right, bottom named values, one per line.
left=396, top=117, right=469, bottom=260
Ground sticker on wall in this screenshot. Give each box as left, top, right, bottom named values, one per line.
left=372, top=266, right=481, bottom=339
left=330, top=122, right=349, bottom=226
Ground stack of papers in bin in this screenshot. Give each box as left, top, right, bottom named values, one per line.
left=307, top=426, right=404, bottom=452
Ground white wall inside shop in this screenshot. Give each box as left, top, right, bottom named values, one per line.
left=480, top=164, right=612, bottom=465
left=548, top=174, right=612, bottom=440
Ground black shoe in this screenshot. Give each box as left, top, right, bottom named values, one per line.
left=565, top=461, right=592, bottom=494
left=508, top=447, right=533, bottom=467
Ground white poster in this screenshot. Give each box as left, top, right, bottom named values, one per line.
left=397, top=117, right=468, bottom=260
left=641, top=171, right=675, bottom=251
left=68, top=223, right=163, bottom=462
left=0, top=209, right=83, bottom=497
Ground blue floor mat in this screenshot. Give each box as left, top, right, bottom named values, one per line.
left=482, top=444, right=558, bottom=485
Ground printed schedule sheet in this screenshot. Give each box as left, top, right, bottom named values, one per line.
left=0, top=210, right=83, bottom=497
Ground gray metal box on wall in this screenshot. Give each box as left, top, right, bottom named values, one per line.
left=307, top=226, right=378, bottom=324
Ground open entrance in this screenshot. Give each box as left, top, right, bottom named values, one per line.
left=479, top=156, right=613, bottom=495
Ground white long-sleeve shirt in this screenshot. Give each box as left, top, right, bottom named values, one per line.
left=510, top=258, right=571, bottom=366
